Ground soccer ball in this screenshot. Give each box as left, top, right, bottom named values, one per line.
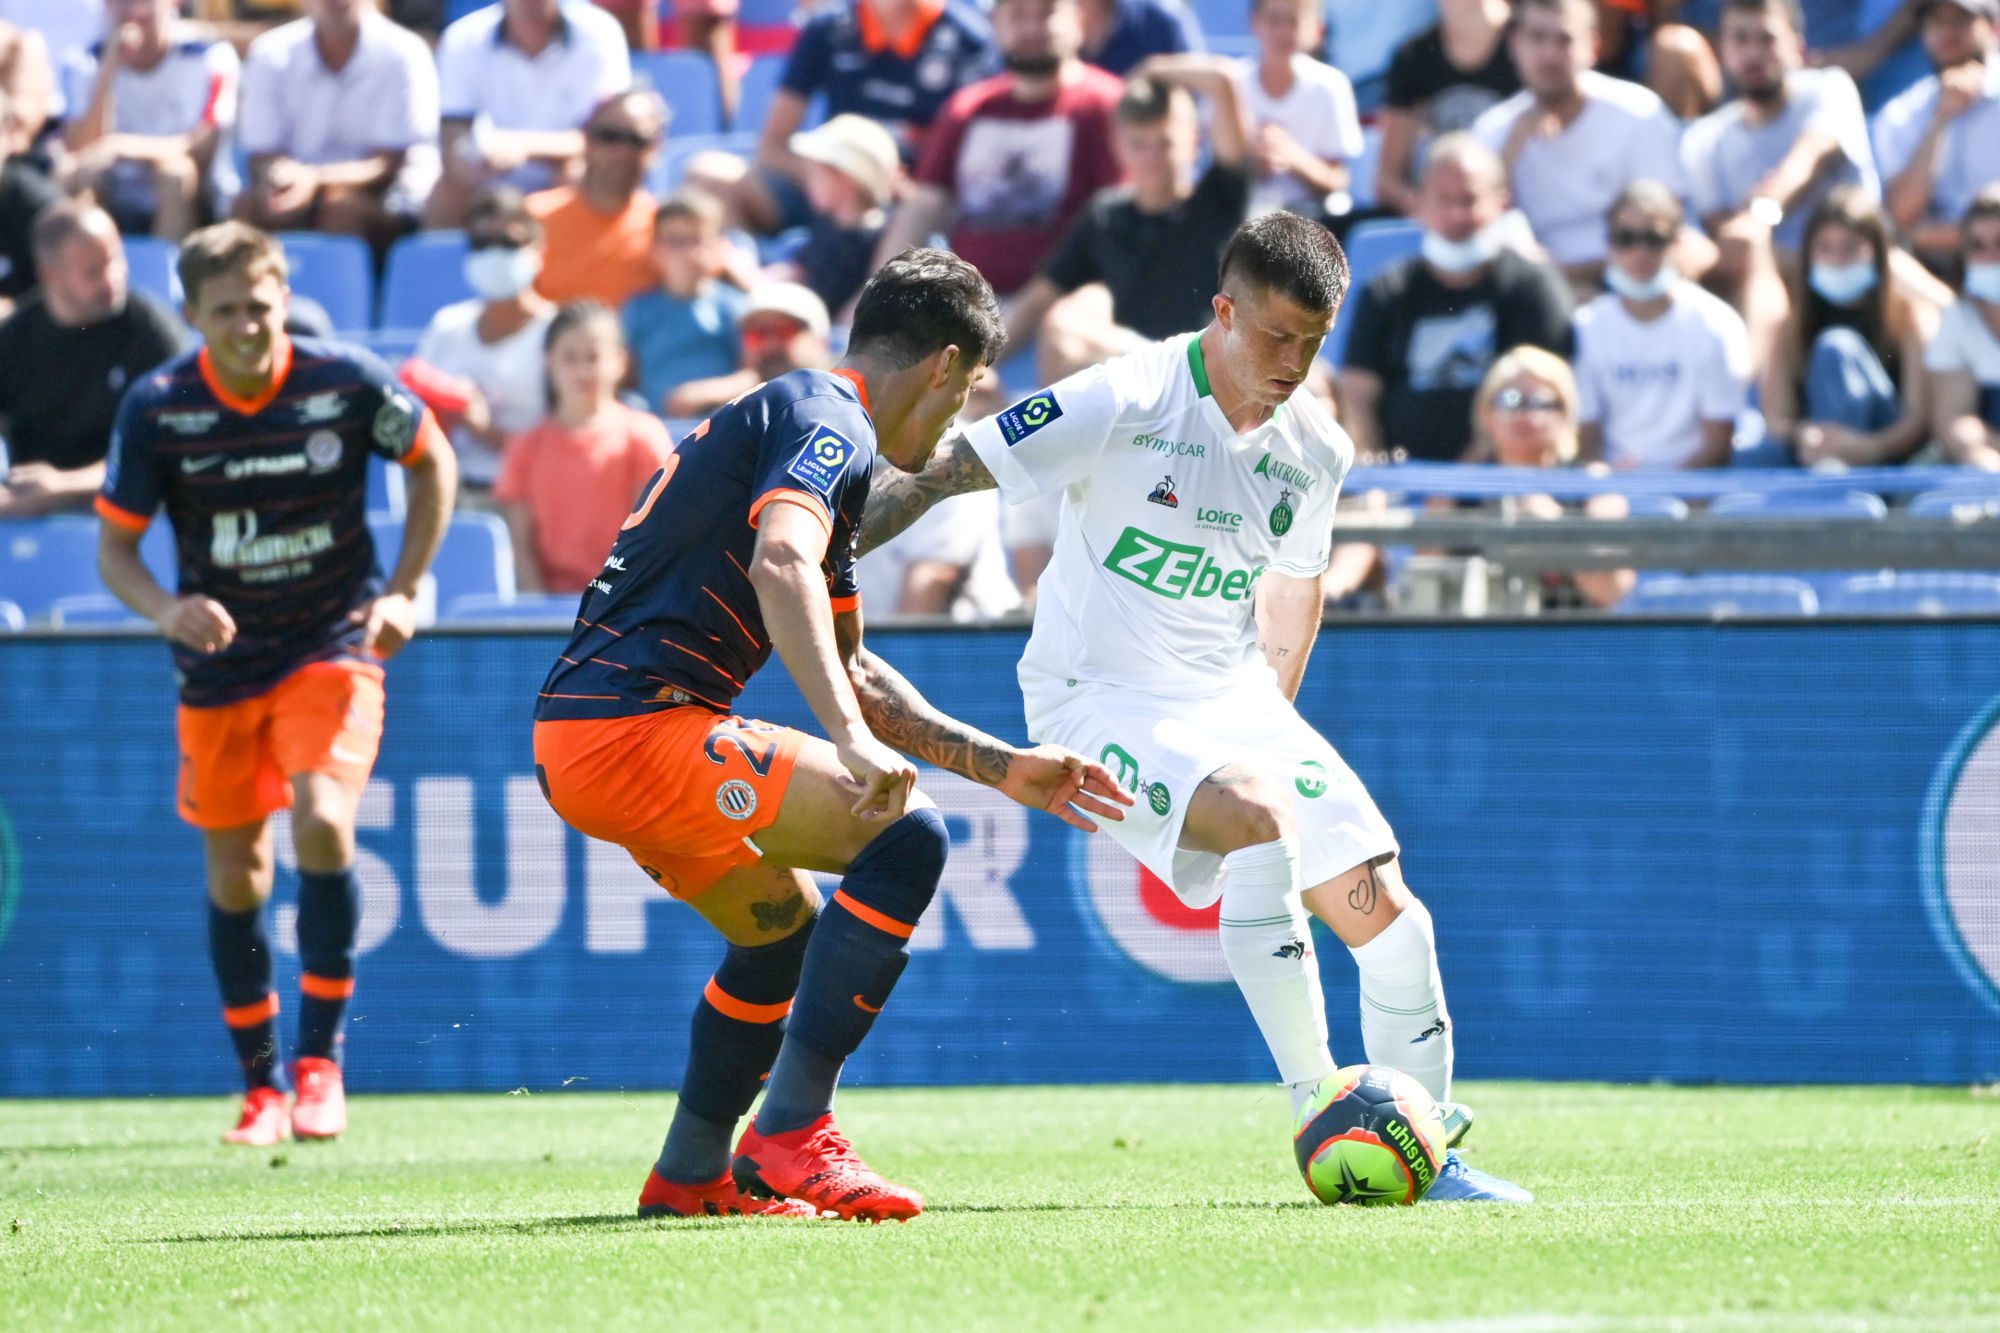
left=1292, top=1064, right=1448, bottom=1206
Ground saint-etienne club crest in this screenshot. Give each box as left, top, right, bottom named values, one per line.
left=1269, top=488, right=1295, bottom=537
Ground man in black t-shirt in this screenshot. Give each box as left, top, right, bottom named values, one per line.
left=1002, top=57, right=1250, bottom=385
left=1337, top=134, right=1571, bottom=462
left=0, top=202, right=185, bottom=515
left=1375, top=0, right=1520, bottom=216
left=0, top=89, right=59, bottom=319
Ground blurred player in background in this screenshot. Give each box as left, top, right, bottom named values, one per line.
left=95, top=223, right=458, bottom=1147
left=859, top=213, right=1532, bottom=1203
left=532, top=249, right=1129, bottom=1223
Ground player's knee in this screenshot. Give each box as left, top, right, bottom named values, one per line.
left=847, top=806, right=950, bottom=922
left=1201, top=774, right=1296, bottom=850
left=291, top=797, right=356, bottom=869
left=206, top=841, right=272, bottom=911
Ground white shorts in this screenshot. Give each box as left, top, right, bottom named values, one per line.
left=1025, top=675, right=1399, bottom=909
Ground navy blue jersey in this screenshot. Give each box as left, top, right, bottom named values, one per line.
left=535, top=368, right=877, bottom=721
left=97, top=335, right=440, bottom=708
left=781, top=0, right=995, bottom=161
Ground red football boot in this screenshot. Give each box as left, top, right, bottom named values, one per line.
left=290, top=1057, right=347, bottom=1140
left=636, top=1169, right=822, bottom=1218
left=731, top=1115, right=924, bottom=1222
left=223, top=1086, right=291, bottom=1145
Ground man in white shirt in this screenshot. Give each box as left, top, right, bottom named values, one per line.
left=1873, top=0, right=2000, bottom=259
left=856, top=212, right=1532, bottom=1205
left=1470, top=0, right=1687, bottom=293
left=59, top=0, right=238, bottom=240
left=427, top=0, right=631, bottom=228
left=1575, top=181, right=1749, bottom=470
left=233, top=0, right=440, bottom=245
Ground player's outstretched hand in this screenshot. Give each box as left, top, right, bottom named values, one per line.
left=357, top=592, right=419, bottom=659
left=837, top=735, right=917, bottom=822
left=999, top=745, right=1136, bottom=833
left=156, top=595, right=237, bottom=655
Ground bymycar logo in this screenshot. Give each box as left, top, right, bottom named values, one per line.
left=1922, top=698, right=2000, bottom=1016
left=1103, top=526, right=1263, bottom=601
left=1132, top=434, right=1204, bottom=457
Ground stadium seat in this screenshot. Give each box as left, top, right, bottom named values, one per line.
left=346, top=327, right=423, bottom=365
left=736, top=0, right=798, bottom=24
left=736, top=55, right=789, bottom=132
left=0, top=598, right=23, bottom=632
left=367, top=454, right=408, bottom=520
left=442, top=0, right=486, bottom=26
left=49, top=594, right=148, bottom=628
left=635, top=51, right=725, bottom=138
left=139, top=521, right=177, bottom=587
left=1709, top=489, right=1888, bottom=519
left=369, top=512, right=516, bottom=621
left=379, top=231, right=474, bottom=331
left=0, top=518, right=110, bottom=620
left=1908, top=489, right=2000, bottom=519
left=1329, top=220, right=1422, bottom=365
left=124, top=236, right=181, bottom=307
left=278, top=233, right=375, bottom=332
left=1621, top=574, right=1819, bottom=616
left=443, top=591, right=580, bottom=624
left=1613, top=493, right=1692, bottom=520
left=650, top=131, right=758, bottom=197
left=1822, top=572, right=2000, bottom=616
left=1189, top=0, right=1248, bottom=38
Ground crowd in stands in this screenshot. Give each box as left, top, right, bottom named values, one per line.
left=1, top=0, right=2000, bottom=619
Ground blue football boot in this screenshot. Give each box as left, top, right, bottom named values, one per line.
left=1425, top=1150, right=1534, bottom=1203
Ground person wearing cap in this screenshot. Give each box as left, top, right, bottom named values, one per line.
left=620, top=185, right=747, bottom=415
left=767, top=113, right=900, bottom=317
left=664, top=280, right=832, bottom=416
left=1874, top=0, right=2000, bottom=260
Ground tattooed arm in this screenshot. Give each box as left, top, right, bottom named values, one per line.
left=855, top=428, right=999, bottom=557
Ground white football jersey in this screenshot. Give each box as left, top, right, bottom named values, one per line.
left=963, top=332, right=1352, bottom=701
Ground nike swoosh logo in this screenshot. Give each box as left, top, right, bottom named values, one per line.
left=852, top=995, right=882, bottom=1014
left=181, top=455, right=224, bottom=473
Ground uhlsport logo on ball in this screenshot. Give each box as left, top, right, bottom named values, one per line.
left=1922, top=696, right=2000, bottom=1017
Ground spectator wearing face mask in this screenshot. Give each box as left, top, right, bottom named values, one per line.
left=1572, top=181, right=1750, bottom=469
left=1337, top=134, right=1571, bottom=462
left=664, top=280, right=833, bottom=417
left=1926, top=182, right=2000, bottom=468
left=405, top=187, right=557, bottom=487
left=1762, top=183, right=1941, bottom=466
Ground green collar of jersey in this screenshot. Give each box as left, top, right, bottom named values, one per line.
left=1186, top=335, right=1213, bottom=398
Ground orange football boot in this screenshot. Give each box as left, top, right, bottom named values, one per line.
left=223, top=1086, right=291, bottom=1145
left=637, top=1169, right=822, bottom=1218
left=731, top=1114, right=924, bottom=1222
left=290, top=1057, right=347, bottom=1139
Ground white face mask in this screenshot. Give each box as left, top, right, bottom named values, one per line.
left=1603, top=258, right=1678, bottom=303
left=1809, top=260, right=1878, bottom=306
left=1420, top=224, right=1500, bottom=275
left=464, top=246, right=542, bottom=302
left=1966, top=262, right=2000, bottom=305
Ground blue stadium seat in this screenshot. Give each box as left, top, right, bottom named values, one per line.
left=1614, top=493, right=1691, bottom=520
left=367, top=454, right=408, bottom=520
left=278, top=232, right=375, bottom=331
left=442, top=0, right=489, bottom=26
left=736, top=55, right=789, bottom=132
left=379, top=230, right=474, bottom=331
left=0, top=598, right=22, bottom=632
left=139, top=520, right=177, bottom=587
left=737, top=0, right=798, bottom=24
left=0, top=518, right=109, bottom=620
left=650, top=131, right=758, bottom=197
left=1621, top=574, right=1819, bottom=616
left=1822, top=572, right=2000, bottom=616
left=1909, top=489, right=2000, bottom=519
left=345, top=327, right=423, bottom=365
left=1329, top=219, right=1422, bottom=365
left=124, top=235, right=181, bottom=307
left=1189, top=0, right=1248, bottom=38
left=369, top=512, right=516, bottom=617
left=443, top=591, right=580, bottom=624
left=49, top=594, right=149, bottom=628
left=1709, top=489, right=1888, bottom=519
left=635, top=51, right=725, bottom=138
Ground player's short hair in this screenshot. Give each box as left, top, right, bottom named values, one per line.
left=30, top=200, right=116, bottom=265
left=848, top=247, right=1005, bottom=370
left=465, top=186, right=542, bottom=245
left=1216, top=212, right=1349, bottom=316
left=1607, top=178, right=1685, bottom=230
left=177, top=221, right=288, bottom=306
left=1719, top=0, right=1805, bottom=35
left=1116, top=74, right=1188, bottom=126
left=654, top=186, right=727, bottom=234
left=1514, top=0, right=1598, bottom=29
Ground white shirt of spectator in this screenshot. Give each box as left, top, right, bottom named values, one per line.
left=853, top=489, right=1019, bottom=620
left=1924, top=297, right=2000, bottom=387
left=237, top=12, right=441, bottom=212
left=414, top=298, right=555, bottom=485
left=1871, top=53, right=2000, bottom=226
left=0, top=0, right=102, bottom=89
left=1682, top=66, right=1879, bottom=252
left=1574, top=282, right=1750, bottom=470
left=61, top=31, right=242, bottom=202
left=437, top=1, right=632, bottom=195
left=961, top=332, right=1350, bottom=699
left=1235, top=52, right=1364, bottom=216
left=1471, top=69, right=1688, bottom=266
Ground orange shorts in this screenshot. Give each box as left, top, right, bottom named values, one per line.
left=176, top=659, right=386, bottom=829
left=532, top=708, right=806, bottom=900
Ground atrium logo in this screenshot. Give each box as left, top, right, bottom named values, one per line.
left=1922, top=697, right=2000, bottom=1017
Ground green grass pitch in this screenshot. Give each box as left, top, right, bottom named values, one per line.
left=4, top=1083, right=1997, bottom=1332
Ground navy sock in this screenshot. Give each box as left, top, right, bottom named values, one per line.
left=755, top=809, right=948, bottom=1135
left=658, top=919, right=815, bottom=1184
left=209, top=904, right=286, bottom=1092
left=294, top=868, right=359, bottom=1063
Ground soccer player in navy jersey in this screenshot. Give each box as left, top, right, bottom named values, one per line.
left=95, top=223, right=458, bottom=1146
left=532, top=249, right=1131, bottom=1222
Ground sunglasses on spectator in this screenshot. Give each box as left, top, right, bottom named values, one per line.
left=1610, top=228, right=1675, bottom=251
left=588, top=126, right=656, bottom=149
left=1493, top=386, right=1564, bottom=414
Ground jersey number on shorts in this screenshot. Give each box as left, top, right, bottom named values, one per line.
left=705, top=723, right=778, bottom=777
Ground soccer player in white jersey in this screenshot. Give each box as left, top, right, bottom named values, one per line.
left=859, top=213, right=1530, bottom=1202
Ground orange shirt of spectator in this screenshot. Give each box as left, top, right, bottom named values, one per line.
left=496, top=402, right=677, bottom=592
left=527, top=184, right=662, bottom=308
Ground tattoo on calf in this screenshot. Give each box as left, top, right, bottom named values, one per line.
left=1347, top=862, right=1380, bottom=917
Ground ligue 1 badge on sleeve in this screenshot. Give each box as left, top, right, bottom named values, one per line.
left=1269, top=488, right=1295, bottom=537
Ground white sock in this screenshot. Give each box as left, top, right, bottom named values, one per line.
left=1348, top=898, right=1453, bottom=1104
left=1218, top=838, right=1334, bottom=1090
